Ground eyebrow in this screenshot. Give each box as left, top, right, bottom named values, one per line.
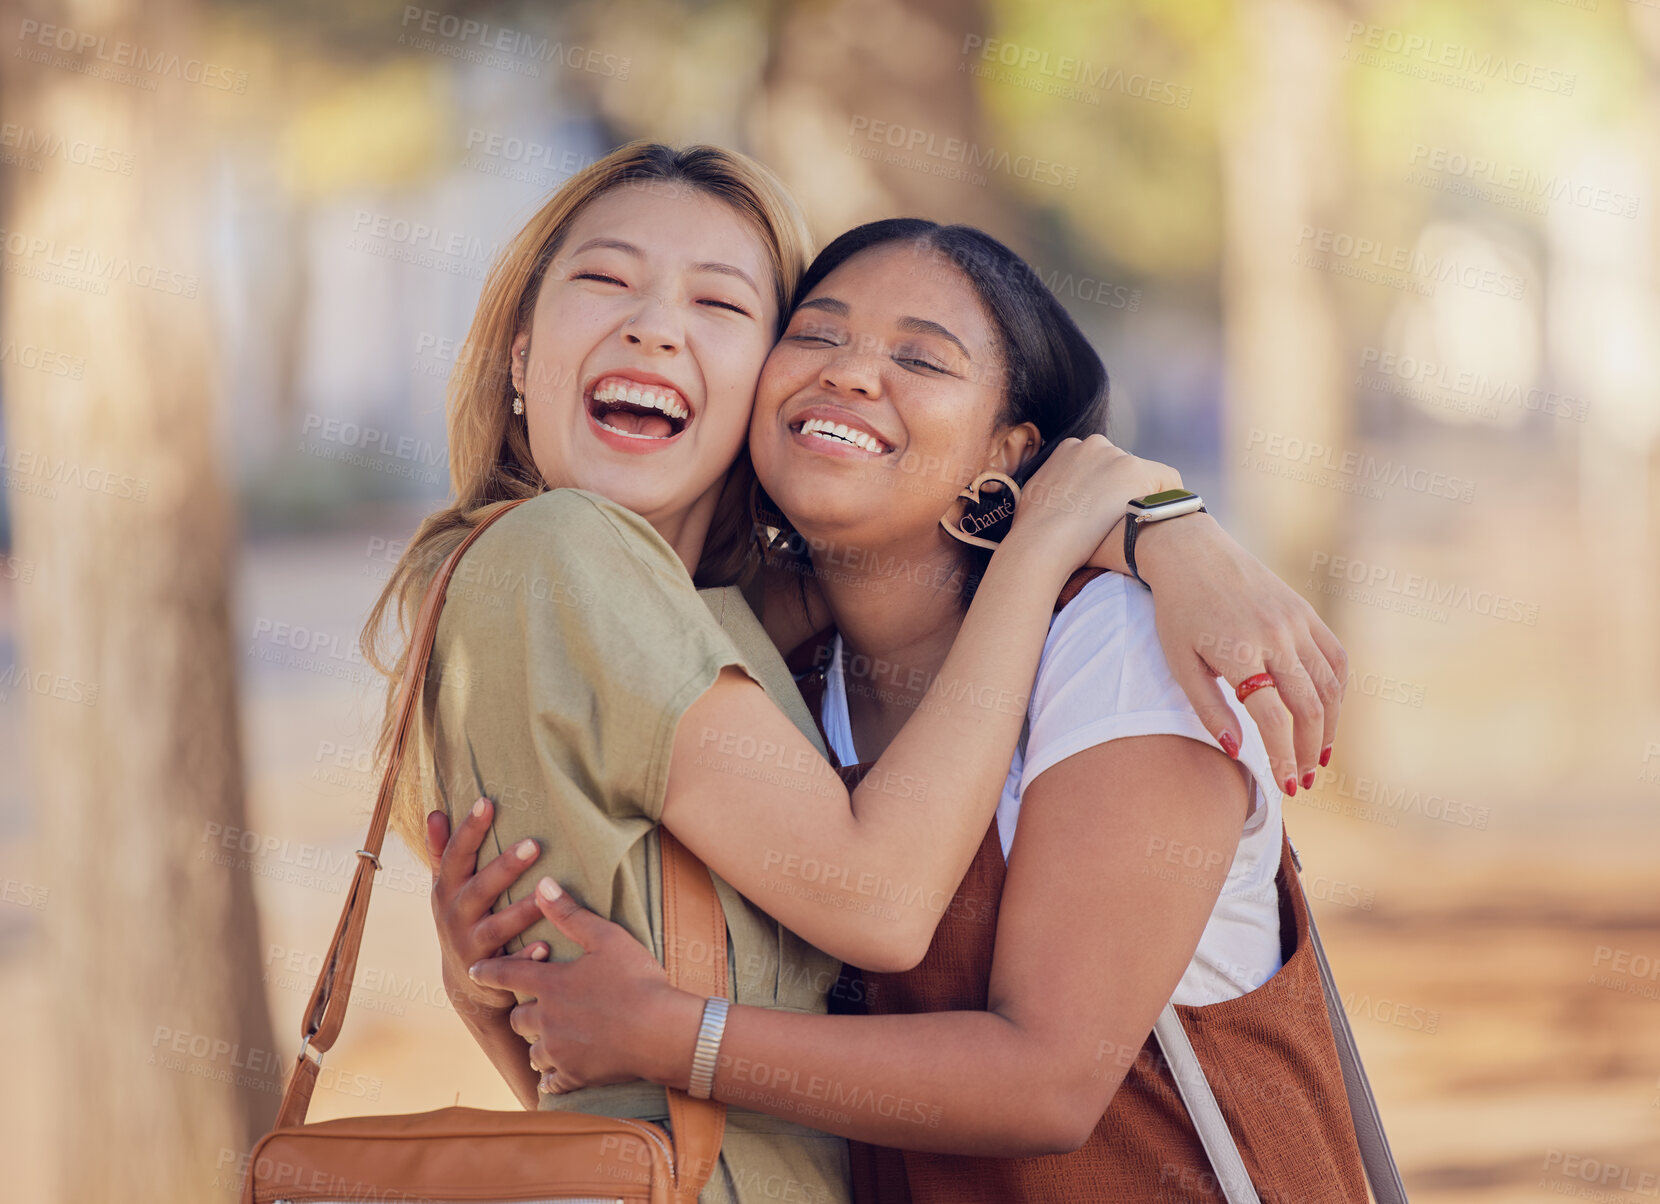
left=570, top=237, right=761, bottom=297
left=897, top=316, right=971, bottom=360
left=796, top=296, right=973, bottom=360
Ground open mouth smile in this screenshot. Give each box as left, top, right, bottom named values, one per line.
left=789, top=416, right=894, bottom=457
left=585, top=375, right=692, bottom=443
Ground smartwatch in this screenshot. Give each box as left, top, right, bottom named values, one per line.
left=1123, top=488, right=1206, bottom=590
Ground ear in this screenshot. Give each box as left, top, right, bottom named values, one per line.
left=989, top=421, right=1042, bottom=476
left=509, top=330, right=530, bottom=395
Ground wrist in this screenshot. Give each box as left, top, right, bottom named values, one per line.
left=1133, top=510, right=1222, bottom=587
left=1127, top=459, right=1183, bottom=500
left=987, top=535, right=1076, bottom=595
left=644, top=987, right=709, bottom=1092
left=447, top=976, right=514, bottom=1029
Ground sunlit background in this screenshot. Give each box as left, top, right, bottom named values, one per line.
left=2, top=0, right=1657, bottom=1200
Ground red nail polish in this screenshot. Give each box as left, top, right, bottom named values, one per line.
left=1219, top=731, right=1240, bottom=759
left=1319, top=746, right=1332, bottom=767
left=1283, top=777, right=1297, bottom=797
left=1301, top=770, right=1315, bottom=790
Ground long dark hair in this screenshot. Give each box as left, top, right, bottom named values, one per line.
left=763, top=218, right=1112, bottom=601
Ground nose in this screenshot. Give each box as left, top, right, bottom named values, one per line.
left=819, top=344, right=882, bottom=399
left=622, top=293, right=684, bottom=355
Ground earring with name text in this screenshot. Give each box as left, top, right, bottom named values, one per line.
left=938, top=471, right=1021, bottom=550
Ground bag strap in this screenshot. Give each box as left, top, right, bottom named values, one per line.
left=1151, top=836, right=1409, bottom=1203
left=1294, top=842, right=1410, bottom=1204
left=1153, top=1004, right=1261, bottom=1203
left=272, top=497, right=727, bottom=1202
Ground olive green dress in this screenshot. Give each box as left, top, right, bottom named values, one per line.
left=411, top=487, right=853, bottom=1204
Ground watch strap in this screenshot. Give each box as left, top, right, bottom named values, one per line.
left=1124, top=504, right=1207, bottom=589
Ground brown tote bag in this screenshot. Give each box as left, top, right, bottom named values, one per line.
left=242, top=498, right=728, bottom=1204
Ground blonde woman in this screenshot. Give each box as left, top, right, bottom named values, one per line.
left=364, top=143, right=1344, bottom=1201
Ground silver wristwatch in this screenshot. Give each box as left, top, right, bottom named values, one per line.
left=686, top=996, right=730, bottom=1100
left=1123, top=488, right=1206, bottom=589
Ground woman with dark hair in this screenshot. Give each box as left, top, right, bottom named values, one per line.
left=468, top=219, right=1366, bottom=1201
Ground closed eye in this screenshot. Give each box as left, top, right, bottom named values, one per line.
left=701, top=298, right=753, bottom=316
left=574, top=271, right=625, bottom=286
left=898, top=356, right=948, bottom=373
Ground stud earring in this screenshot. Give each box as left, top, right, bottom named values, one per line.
left=748, top=478, right=791, bottom=558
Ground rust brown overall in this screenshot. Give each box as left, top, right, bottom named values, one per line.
left=787, top=569, right=1370, bottom=1203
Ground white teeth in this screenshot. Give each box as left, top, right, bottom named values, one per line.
left=798, top=417, right=888, bottom=455
left=590, top=376, right=689, bottom=420
left=599, top=422, right=672, bottom=440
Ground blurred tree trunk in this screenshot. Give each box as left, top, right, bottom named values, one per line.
left=751, top=0, right=1022, bottom=243
left=1, top=1, right=278, bottom=1200
left=1219, top=0, right=1349, bottom=579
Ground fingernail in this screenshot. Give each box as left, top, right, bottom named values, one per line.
left=1283, top=777, right=1298, bottom=797
left=530, top=946, right=548, bottom=961
left=472, top=797, right=488, bottom=818
left=466, top=963, right=481, bottom=979
left=516, top=839, right=537, bottom=861
left=1319, top=745, right=1332, bottom=767
left=537, top=877, right=562, bottom=901
left=1301, top=771, right=1315, bottom=790
left=1218, top=731, right=1240, bottom=759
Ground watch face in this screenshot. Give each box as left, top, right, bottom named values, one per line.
left=1136, top=488, right=1196, bottom=507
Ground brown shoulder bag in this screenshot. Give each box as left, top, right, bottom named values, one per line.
left=242, top=498, right=727, bottom=1204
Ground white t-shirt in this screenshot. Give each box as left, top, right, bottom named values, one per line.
left=821, top=572, right=1285, bottom=1006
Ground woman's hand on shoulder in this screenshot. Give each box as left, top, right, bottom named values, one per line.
left=466, top=880, right=695, bottom=1096
left=427, top=798, right=550, bottom=1021
left=1003, top=435, right=1174, bottom=573
left=1134, top=515, right=1347, bottom=796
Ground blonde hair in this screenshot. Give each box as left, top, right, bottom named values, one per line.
left=362, top=141, right=811, bottom=860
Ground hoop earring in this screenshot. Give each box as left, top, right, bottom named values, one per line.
left=938, top=471, right=1021, bottom=551
left=512, top=390, right=525, bottom=416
